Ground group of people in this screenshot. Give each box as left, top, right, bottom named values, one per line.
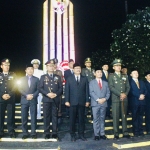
left=0, top=57, right=150, bottom=142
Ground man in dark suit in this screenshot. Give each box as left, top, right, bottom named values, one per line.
left=0, top=58, right=17, bottom=138
left=39, top=59, right=63, bottom=139
left=64, top=59, right=74, bottom=117
left=18, top=64, right=39, bottom=139
left=65, top=63, right=90, bottom=142
left=129, top=68, right=147, bottom=137
left=144, top=71, right=150, bottom=135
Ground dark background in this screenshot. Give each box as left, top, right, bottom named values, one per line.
left=0, top=0, right=150, bottom=76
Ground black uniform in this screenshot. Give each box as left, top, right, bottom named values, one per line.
left=39, top=74, right=63, bottom=136
left=0, top=72, right=16, bottom=136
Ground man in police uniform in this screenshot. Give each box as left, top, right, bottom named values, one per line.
left=53, top=58, right=63, bottom=117
left=0, top=58, right=16, bottom=138
left=31, top=59, right=44, bottom=119
left=81, top=58, right=95, bottom=82
left=108, top=59, right=130, bottom=139
left=39, top=59, right=63, bottom=139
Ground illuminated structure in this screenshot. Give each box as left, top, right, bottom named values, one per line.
left=43, top=0, right=75, bottom=70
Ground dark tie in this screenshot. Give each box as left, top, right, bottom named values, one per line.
left=76, top=76, right=79, bottom=85
left=50, top=74, right=53, bottom=78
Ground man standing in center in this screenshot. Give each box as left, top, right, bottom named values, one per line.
left=108, top=59, right=130, bottom=139
left=65, top=63, right=90, bottom=142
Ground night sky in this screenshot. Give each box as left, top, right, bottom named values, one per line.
left=1, top=0, right=150, bottom=76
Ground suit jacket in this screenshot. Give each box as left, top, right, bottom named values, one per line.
left=89, top=79, right=110, bottom=107
left=18, top=76, right=39, bottom=105
left=0, top=72, right=17, bottom=103
left=39, top=74, right=63, bottom=103
left=108, top=73, right=130, bottom=102
left=102, top=71, right=109, bottom=82
left=129, top=79, right=147, bottom=106
left=145, top=81, right=150, bottom=104
left=64, top=69, right=73, bottom=81
left=65, top=75, right=89, bottom=106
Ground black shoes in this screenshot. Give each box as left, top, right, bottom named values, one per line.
left=78, top=135, right=87, bottom=141
left=114, top=135, right=119, bottom=140
left=123, top=135, right=130, bottom=139
left=100, top=135, right=108, bottom=140
left=94, top=136, right=100, bottom=141
left=71, top=136, right=76, bottom=142
left=10, top=132, right=16, bottom=138
left=52, top=134, right=58, bottom=139
left=22, top=135, right=28, bottom=139
left=31, top=135, right=37, bottom=139
left=44, top=134, right=50, bottom=139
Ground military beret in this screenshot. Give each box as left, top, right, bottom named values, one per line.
left=69, top=59, right=74, bottom=63
left=45, top=59, right=55, bottom=65
left=84, top=57, right=91, bottom=63
left=130, top=68, right=138, bottom=73
left=53, top=58, right=58, bottom=63
left=73, top=63, right=81, bottom=68
left=95, top=67, right=102, bottom=72
left=1, top=58, right=11, bottom=64
left=144, top=71, right=150, bottom=76
left=31, top=59, right=41, bottom=65
left=26, top=64, right=33, bottom=69
left=111, top=59, right=122, bottom=66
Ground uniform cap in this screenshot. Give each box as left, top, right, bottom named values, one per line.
left=111, top=59, right=122, bottom=66
left=31, top=59, right=41, bottom=65
left=45, top=59, right=55, bottom=65
left=1, top=58, right=11, bottom=64
left=84, top=57, right=91, bottom=63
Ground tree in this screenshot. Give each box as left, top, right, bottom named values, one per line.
left=110, top=7, right=150, bottom=76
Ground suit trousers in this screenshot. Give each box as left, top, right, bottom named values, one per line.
left=112, top=101, right=128, bottom=136
left=145, top=103, right=150, bottom=132
left=21, top=102, right=37, bottom=135
left=132, top=104, right=145, bottom=135
left=0, top=102, right=15, bottom=134
left=69, top=105, right=85, bottom=136
left=43, top=102, right=58, bottom=135
left=92, top=105, right=106, bottom=136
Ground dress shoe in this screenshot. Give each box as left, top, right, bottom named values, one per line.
left=31, top=135, right=37, bottom=139
left=44, top=134, right=50, bottom=139
left=94, top=136, right=100, bottom=141
left=123, top=135, right=130, bottom=139
left=114, top=135, right=119, bottom=140
left=100, top=135, right=108, bottom=140
left=71, top=136, right=76, bottom=142
left=10, top=132, right=16, bottom=138
left=139, top=133, right=144, bottom=137
left=78, top=135, right=87, bottom=141
left=22, top=135, right=28, bottom=139
left=147, top=131, right=150, bottom=135
left=0, top=132, right=4, bottom=139
left=52, top=134, right=58, bottom=139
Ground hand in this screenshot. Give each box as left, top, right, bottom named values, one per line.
left=85, top=102, right=90, bottom=107
left=65, top=102, right=70, bottom=107
left=2, top=94, right=10, bottom=100
left=139, top=94, right=145, bottom=100
left=98, top=98, right=106, bottom=104
left=120, top=93, right=127, bottom=101
left=26, top=94, right=33, bottom=100
left=47, top=93, right=55, bottom=98
left=51, top=93, right=57, bottom=99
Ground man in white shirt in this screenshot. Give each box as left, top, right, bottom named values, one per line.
left=31, top=59, right=44, bottom=119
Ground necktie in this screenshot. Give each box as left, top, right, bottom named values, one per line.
left=76, top=76, right=79, bottom=85
left=118, top=73, right=120, bottom=78
left=105, top=72, right=108, bottom=79
left=98, top=80, right=102, bottom=89
left=135, top=80, right=140, bottom=89
left=50, top=74, right=53, bottom=78
left=28, top=77, right=31, bottom=87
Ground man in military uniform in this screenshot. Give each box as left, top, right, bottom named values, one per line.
left=81, top=58, right=95, bottom=82
left=108, top=59, right=130, bottom=139
left=31, top=59, right=44, bottom=119
left=0, top=58, right=17, bottom=138
left=39, top=59, right=63, bottom=139
left=53, top=58, right=63, bottom=117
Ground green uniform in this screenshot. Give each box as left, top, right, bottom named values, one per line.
left=81, top=68, right=95, bottom=82
left=108, top=73, right=130, bottom=136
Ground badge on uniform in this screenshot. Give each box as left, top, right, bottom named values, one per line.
left=8, top=76, right=13, bottom=80
left=113, top=76, right=117, bottom=83
left=0, top=76, right=3, bottom=84
left=54, top=76, right=58, bottom=84
left=44, top=76, right=49, bottom=84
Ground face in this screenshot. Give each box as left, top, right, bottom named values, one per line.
left=145, top=74, right=150, bottom=81
left=85, top=62, right=91, bottom=68
left=94, top=70, right=102, bottom=78
left=69, top=61, right=74, bottom=69
left=54, top=63, right=58, bottom=69
left=46, top=64, right=54, bottom=72
left=33, top=63, right=39, bottom=69
left=25, top=67, right=34, bottom=76
left=113, top=65, right=121, bottom=72
left=1, top=63, right=10, bottom=72
left=102, top=65, right=108, bottom=71
left=131, top=71, right=139, bottom=79
left=122, top=68, right=127, bottom=74
left=73, top=66, right=81, bottom=75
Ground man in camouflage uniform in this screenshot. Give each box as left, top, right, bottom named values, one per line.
left=108, top=59, right=130, bottom=139
left=0, top=58, right=17, bottom=138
